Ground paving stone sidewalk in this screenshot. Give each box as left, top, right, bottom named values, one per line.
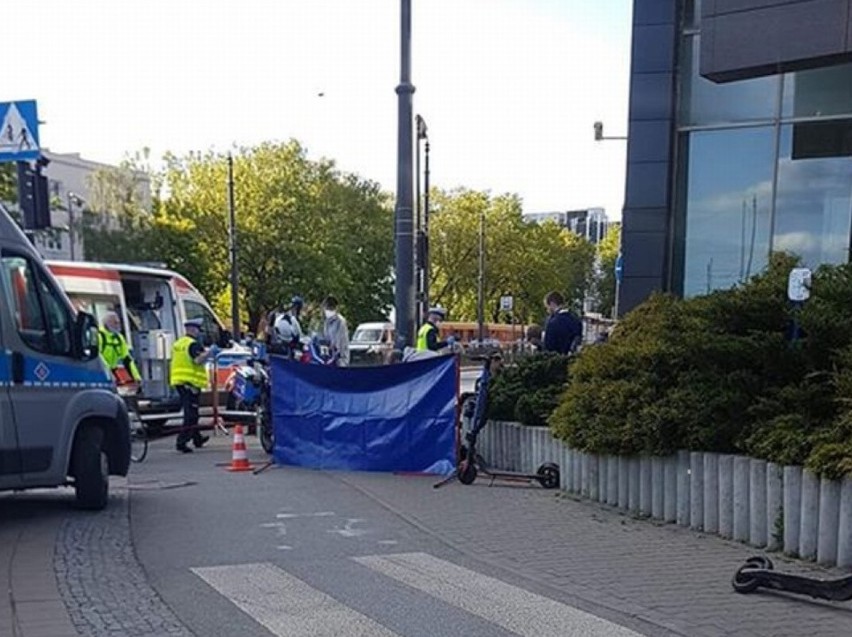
left=341, top=472, right=852, bottom=637
left=1, top=490, right=80, bottom=637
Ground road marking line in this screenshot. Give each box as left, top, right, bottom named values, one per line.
left=192, top=562, right=399, bottom=637
left=353, top=552, right=642, bottom=637
left=276, top=511, right=336, bottom=519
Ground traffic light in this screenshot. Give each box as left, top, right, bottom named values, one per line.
left=593, top=121, right=604, bottom=141
left=16, top=159, right=51, bottom=230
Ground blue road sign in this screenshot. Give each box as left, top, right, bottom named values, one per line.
left=0, top=100, right=40, bottom=163
left=615, top=253, right=623, bottom=283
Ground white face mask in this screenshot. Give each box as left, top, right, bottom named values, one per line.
left=324, top=309, right=335, bottom=319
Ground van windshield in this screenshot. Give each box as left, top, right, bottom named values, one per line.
left=69, top=293, right=122, bottom=326
left=353, top=329, right=383, bottom=343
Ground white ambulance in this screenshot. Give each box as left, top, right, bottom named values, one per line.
left=46, top=260, right=250, bottom=431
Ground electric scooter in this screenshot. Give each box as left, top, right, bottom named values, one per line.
left=434, top=352, right=560, bottom=489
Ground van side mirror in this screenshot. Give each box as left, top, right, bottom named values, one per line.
left=218, top=330, right=233, bottom=348
left=75, top=312, right=99, bottom=361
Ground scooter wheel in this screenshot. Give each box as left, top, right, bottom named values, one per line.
left=458, top=461, right=477, bottom=485
left=744, top=555, right=774, bottom=571
left=536, top=464, right=560, bottom=489
left=732, top=563, right=761, bottom=594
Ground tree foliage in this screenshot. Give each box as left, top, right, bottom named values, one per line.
left=549, top=252, right=852, bottom=478
left=83, top=141, right=393, bottom=333
left=591, top=222, right=620, bottom=317
left=428, top=188, right=595, bottom=324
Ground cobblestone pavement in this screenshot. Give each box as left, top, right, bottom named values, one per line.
left=339, top=472, right=852, bottom=637
left=53, top=482, right=194, bottom=637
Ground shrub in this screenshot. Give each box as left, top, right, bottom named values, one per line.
left=488, top=353, right=571, bottom=427
left=549, top=253, right=852, bottom=478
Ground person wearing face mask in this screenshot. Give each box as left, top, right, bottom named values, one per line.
left=321, top=296, right=350, bottom=367
left=99, top=311, right=142, bottom=383
left=416, top=307, right=455, bottom=352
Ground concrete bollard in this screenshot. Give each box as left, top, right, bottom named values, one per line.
left=799, top=469, right=820, bottom=561
left=749, top=460, right=768, bottom=547
left=549, top=433, right=560, bottom=467
left=639, top=456, right=652, bottom=517
left=719, top=455, right=734, bottom=539
left=589, top=455, right=600, bottom=501
left=502, top=423, right=512, bottom=471
left=492, top=422, right=502, bottom=469
left=628, top=457, right=641, bottom=513
left=572, top=450, right=583, bottom=495
left=783, top=466, right=802, bottom=556
left=664, top=455, right=677, bottom=523
left=651, top=457, right=664, bottom=520
left=607, top=456, right=619, bottom=506
left=677, top=451, right=691, bottom=526
left=512, top=424, right=522, bottom=472
left=618, top=456, right=629, bottom=509
left=597, top=454, right=608, bottom=503
left=703, top=453, right=719, bottom=534
left=817, top=478, right=841, bottom=566
left=690, top=452, right=704, bottom=531
left=559, top=443, right=570, bottom=491
left=838, top=478, right=852, bottom=568
left=528, top=428, right=538, bottom=472
left=766, top=463, right=783, bottom=551
left=733, top=456, right=751, bottom=543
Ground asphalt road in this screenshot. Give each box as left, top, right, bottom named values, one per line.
left=128, top=436, right=649, bottom=637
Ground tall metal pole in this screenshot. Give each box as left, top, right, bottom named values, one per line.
left=423, top=135, right=431, bottom=313
left=66, top=192, right=76, bottom=261
left=393, top=0, right=416, bottom=347
left=477, top=208, right=485, bottom=343
left=415, top=116, right=423, bottom=330
left=227, top=153, right=240, bottom=339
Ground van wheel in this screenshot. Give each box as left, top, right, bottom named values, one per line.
left=73, top=427, right=109, bottom=510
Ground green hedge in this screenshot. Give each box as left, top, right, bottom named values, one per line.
left=548, top=253, right=852, bottom=479
left=488, top=353, right=572, bottom=427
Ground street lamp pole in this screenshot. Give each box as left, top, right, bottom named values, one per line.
left=394, top=0, right=416, bottom=347
left=415, top=114, right=429, bottom=326
left=227, top=153, right=240, bottom=340
left=423, top=130, right=431, bottom=313
left=477, top=207, right=485, bottom=343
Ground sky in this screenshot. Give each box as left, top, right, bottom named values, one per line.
left=10, top=0, right=632, bottom=219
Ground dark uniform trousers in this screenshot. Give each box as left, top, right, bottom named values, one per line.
left=175, top=384, right=204, bottom=448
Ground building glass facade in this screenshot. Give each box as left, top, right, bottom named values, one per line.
left=673, top=8, right=852, bottom=296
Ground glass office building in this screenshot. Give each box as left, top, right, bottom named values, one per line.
left=619, top=0, right=852, bottom=310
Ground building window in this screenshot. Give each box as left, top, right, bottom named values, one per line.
left=782, top=64, right=852, bottom=119
left=680, top=127, right=776, bottom=297
left=772, top=121, right=852, bottom=268
left=679, top=35, right=779, bottom=127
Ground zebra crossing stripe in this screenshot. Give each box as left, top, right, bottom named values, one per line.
left=353, top=552, right=642, bottom=637
left=191, top=562, right=400, bottom=637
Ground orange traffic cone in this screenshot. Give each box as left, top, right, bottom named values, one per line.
left=226, top=425, right=254, bottom=472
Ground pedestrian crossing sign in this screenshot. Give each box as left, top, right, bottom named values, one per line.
left=0, top=100, right=40, bottom=162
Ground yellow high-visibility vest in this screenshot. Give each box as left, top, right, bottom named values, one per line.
left=416, top=322, right=437, bottom=351
left=170, top=336, right=208, bottom=389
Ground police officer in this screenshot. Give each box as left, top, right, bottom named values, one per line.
left=272, top=295, right=304, bottom=358
left=170, top=318, right=217, bottom=453
left=416, top=307, right=455, bottom=352
left=99, top=311, right=141, bottom=383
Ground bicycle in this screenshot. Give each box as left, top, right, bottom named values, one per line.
left=114, top=374, right=148, bottom=463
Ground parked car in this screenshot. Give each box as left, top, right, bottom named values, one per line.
left=349, top=321, right=394, bottom=366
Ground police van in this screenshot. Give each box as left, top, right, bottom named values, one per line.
left=46, top=260, right=250, bottom=431
left=0, top=205, right=130, bottom=509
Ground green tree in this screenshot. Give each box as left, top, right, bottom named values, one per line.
left=158, top=141, right=393, bottom=332
left=590, top=222, right=620, bottom=317
left=429, top=188, right=595, bottom=324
